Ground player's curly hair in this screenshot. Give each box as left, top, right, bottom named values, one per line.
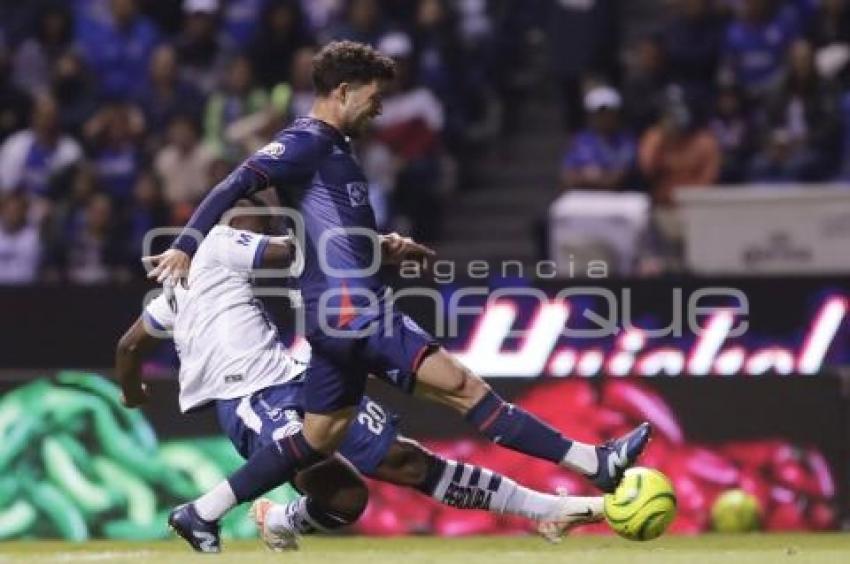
left=312, top=40, right=396, bottom=96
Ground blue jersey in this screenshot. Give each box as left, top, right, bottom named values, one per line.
left=173, top=117, right=384, bottom=334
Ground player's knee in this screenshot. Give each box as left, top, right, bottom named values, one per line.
left=344, top=480, right=369, bottom=521
left=451, top=366, right=490, bottom=410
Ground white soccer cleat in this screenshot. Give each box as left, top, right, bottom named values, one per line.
left=536, top=488, right=604, bottom=544
left=250, top=498, right=300, bottom=552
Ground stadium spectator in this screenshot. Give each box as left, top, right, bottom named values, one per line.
left=0, top=44, right=31, bottom=144
left=765, top=39, right=840, bottom=176
left=837, top=89, right=850, bottom=179
left=747, top=126, right=814, bottom=181
left=137, top=44, right=204, bottom=142
left=710, top=85, right=756, bottom=183
left=76, top=0, right=161, bottom=100
left=12, top=4, right=74, bottom=93
left=176, top=0, right=236, bottom=95
left=807, top=0, right=850, bottom=47
left=63, top=192, right=131, bottom=284
left=547, top=0, right=620, bottom=130
left=723, top=0, right=798, bottom=99
left=560, top=86, right=636, bottom=191
left=0, top=191, right=41, bottom=284
left=203, top=54, right=290, bottom=159
left=373, top=32, right=446, bottom=241
left=288, top=47, right=317, bottom=118
left=83, top=101, right=146, bottom=204
left=411, top=0, right=465, bottom=142
left=638, top=89, right=721, bottom=205
left=662, top=0, right=725, bottom=97
left=124, top=170, right=170, bottom=267
left=155, top=113, right=216, bottom=218
left=623, top=35, right=669, bottom=135
left=249, top=0, right=314, bottom=89
left=0, top=93, right=82, bottom=199
left=222, top=0, right=267, bottom=45
left=54, top=163, right=99, bottom=243
left=50, top=51, right=98, bottom=138
left=329, top=0, right=387, bottom=47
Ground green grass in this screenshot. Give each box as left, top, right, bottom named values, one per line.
left=2, top=534, right=850, bottom=564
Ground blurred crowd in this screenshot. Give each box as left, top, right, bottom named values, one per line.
left=558, top=0, right=850, bottom=204
left=0, top=0, right=507, bottom=284
left=4, top=0, right=849, bottom=285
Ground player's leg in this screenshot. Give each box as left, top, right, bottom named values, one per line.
left=252, top=455, right=368, bottom=551
left=169, top=373, right=357, bottom=552
left=225, top=348, right=367, bottom=505
left=371, top=437, right=602, bottom=541
left=415, top=347, right=650, bottom=491
left=251, top=394, right=400, bottom=547
left=368, top=313, right=650, bottom=492
left=255, top=393, right=602, bottom=543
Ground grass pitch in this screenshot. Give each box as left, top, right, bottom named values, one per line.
left=2, top=534, right=850, bottom=564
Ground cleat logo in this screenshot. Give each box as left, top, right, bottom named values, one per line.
left=568, top=508, right=594, bottom=519
left=193, top=531, right=218, bottom=552
left=607, top=443, right=629, bottom=477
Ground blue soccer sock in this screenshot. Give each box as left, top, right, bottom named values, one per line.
left=228, top=432, right=325, bottom=505
left=464, top=390, right=577, bottom=466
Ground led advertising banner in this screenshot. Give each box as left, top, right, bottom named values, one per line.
left=0, top=277, right=847, bottom=539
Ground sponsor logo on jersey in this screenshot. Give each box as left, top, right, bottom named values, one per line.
left=224, top=374, right=244, bottom=383
left=346, top=182, right=369, bottom=207
left=258, top=141, right=286, bottom=158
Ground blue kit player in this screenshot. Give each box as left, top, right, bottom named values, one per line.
left=118, top=198, right=606, bottom=552
left=143, top=41, right=650, bottom=549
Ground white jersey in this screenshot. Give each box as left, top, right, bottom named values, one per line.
left=144, top=225, right=304, bottom=412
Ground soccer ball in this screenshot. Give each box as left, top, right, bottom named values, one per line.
left=710, top=489, right=761, bottom=533
left=603, top=467, right=677, bottom=541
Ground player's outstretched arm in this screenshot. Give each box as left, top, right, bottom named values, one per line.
left=115, top=316, right=160, bottom=407
left=144, top=166, right=268, bottom=286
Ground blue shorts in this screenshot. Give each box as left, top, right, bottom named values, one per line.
left=305, top=312, right=440, bottom=414
left=215, top=379, right=398, bottom=475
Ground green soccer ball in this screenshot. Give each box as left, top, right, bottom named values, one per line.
left=710, top=489, right=761, bottom=533
left=604, top=467, right=677, bottom=541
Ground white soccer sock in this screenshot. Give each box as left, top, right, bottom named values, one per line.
left=560, top=441, right=599, bottom=475
left=431, top=460, right=565, bottom=520
left=193, top=481, right=237, bottom=522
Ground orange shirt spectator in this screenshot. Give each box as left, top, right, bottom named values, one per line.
left=639, top=109, right=720, bottom=205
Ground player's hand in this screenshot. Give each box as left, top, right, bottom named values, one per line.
left=121, top=382, right=150, bottom=408
left=380, top=232, right=436, bottom=265
left=142, top=248, right=191, bottom=288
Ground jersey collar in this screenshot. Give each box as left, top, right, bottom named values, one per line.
left=297, top=116, right=350, bottom=151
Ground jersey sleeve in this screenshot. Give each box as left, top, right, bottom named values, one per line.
left=171, top=130, right=328, bottom=257
left=207, top=226, right=270, bottom=272
left=143, top=293, right=176, bottom=332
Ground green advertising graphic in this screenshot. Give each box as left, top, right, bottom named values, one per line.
left=0, top=372, right=297, bottom=541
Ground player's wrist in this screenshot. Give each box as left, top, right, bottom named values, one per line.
left=172, top=235, right=198, bottom=257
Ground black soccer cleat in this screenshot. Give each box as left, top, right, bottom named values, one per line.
left=168, top=503, right=221, bottom=553
left=589, top=422, right=652, bottom=493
